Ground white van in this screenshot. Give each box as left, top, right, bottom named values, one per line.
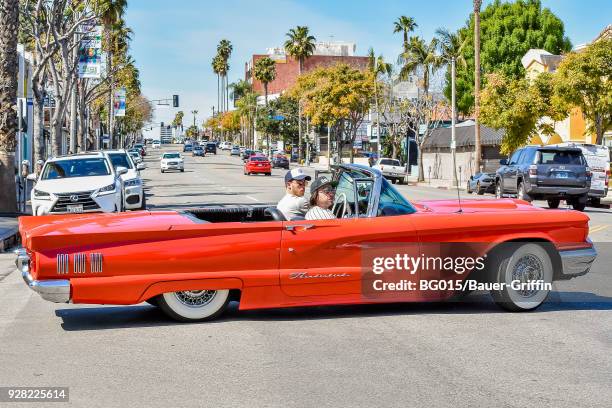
left=552, top=143, right=610, bottom=205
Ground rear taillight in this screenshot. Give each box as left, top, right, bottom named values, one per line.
left=529, top=165, right=537, bottom=176
left=585, top=167, right=592, bottom=178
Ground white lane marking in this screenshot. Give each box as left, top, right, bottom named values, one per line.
left=246, top=195, right=260, bottom=202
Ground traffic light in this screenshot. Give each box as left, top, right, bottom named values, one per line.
left=172, top=95, right=179, bottom=108
left=161, top=122, right=164, bottom=128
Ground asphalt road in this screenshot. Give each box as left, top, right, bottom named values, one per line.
left=0, top=144, right=610, bottom=408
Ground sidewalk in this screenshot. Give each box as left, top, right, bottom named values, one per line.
left=0, top=217, right=19, bottom=252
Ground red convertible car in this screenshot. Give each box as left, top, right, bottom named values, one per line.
left=243, top=155, right=271, bottom=176
left=15, top=164, right=596, bottom=322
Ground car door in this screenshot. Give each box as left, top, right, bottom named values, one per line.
left=504, top=149, right=523, bottom=192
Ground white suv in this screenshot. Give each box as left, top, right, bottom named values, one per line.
left=160, top=152, right=184, bottom=173
left=29, top=152, right=126, bottom=216
left=104, top=149, right=147, bottom=210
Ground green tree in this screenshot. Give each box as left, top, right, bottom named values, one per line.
left=553, top=39, right=612, bottom=145
left=236, top=91, right=259, bottom=148
left=254, top=56, right=277, bottom=155
left=229, top=79, right=252, bottom=104
left=217, top=39, right=233, bottom=112
left=0, top=0, right=19, bottom=212
left=284, top=26, right=316, bottom=74
left=393, top=16, right=418, bottom=51
left=172, top=111, right=184, bottom=128
left=398, top=36, right=440, bottom=95
left=449, top=0, right=571, bottom=115
left=473, top=0, right=483, bottom=172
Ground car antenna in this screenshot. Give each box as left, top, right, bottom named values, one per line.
left=454, top=162, right=463, bottom=214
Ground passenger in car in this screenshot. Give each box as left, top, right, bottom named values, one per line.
left=305, top=176, right=337, bottom=220
left=277, top=168, right=311, bottom=220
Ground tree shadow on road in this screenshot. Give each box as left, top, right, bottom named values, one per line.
left=54, top=291, right=612, bottom=331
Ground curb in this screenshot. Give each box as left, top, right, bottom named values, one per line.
left=0, top=229, right=19, bottom=253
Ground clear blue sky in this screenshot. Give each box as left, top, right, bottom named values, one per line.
left=125, top=0, right=611, bottom=136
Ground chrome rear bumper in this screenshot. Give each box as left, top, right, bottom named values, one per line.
left=559, top=245, right=597, bottom=279
left=15, top=249, right=70, bottom=303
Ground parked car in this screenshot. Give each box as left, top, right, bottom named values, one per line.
left=104, top=149, right=146, bottom=210
left=28, top=152, right=126, bottom=216
left=372, top=158, right=405, bottom=184
left=127, top=149, right=143, bottom=164
left=17, top=164, right=596, bottom=322
left=495, top=146, right=591, bottom=211
left=230, top=146, right=241, bottom=156
left=466, top=172, right=496, bottom=195
left=204, top=142, right=217, bottom=155
left=551, top=143, right=610, bottom=206
left=239, top=146, right=246, bottom=155
left=271, top=153, right=290, bottom=169
left=160, top=152, right=184, bottom=173
left=244, top=155, right=272, bottom=176
left=183, top=143, right=193, bottom=152
left=241, top=149, right=254, bottom=161
left=151, top=140, right=161, bottom=149
left=192, top=145, right=204, bottom=157
left=133, top=143, right=146, bottom=157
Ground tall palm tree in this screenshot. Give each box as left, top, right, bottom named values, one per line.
left=393, top=16, right=418, bottom=51
left=229, top=79, right=252, bottom=107
left=398, top=36, right=440, bottom=96
left=473, top=0, right=483, bottom=173
left=217, top=39, right=233, bottom=112
left=0, top=0, right=19, bottom=212
left=254, top=57, right=276, bottom=156
left=212, top=55, right=224, bottom=113
left=368, top=48, right=393, bottom=155
left=236, top=91, right=258, bottom=148
left=436, top=28, right=469, bottom=187
left=284, top=25, right=316, bottom=161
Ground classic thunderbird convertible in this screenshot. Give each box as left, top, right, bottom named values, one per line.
left=15, top=164, right=596, bottom=322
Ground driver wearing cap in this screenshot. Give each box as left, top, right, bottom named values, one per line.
left=277, top=168, right=311, bottom=220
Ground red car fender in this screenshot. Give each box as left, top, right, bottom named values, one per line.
left=138, top=277, right=243, bottom=303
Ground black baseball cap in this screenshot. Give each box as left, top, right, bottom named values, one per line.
left=310, top=176, right=337, bottom=194
left=284, top=168, right=312, bottom=183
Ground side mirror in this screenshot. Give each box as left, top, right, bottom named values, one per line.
left=26, top=173, right=38, bottom=181
left=116, top=166, right=128, bottom=176
left=469, top=175, right=473, bottom=180
left=136, top=163, right=146, bottom=171
left=499, top=159, right=508, bottom=165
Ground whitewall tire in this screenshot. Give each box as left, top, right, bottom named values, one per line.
left=157, top=289, right=231, bottom=322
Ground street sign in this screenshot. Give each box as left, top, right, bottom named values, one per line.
left=273, top=115, right=284, bottom=121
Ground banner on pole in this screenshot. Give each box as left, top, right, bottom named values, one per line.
left=78, top=24, right=102, bottom=78
left=114, top=88, right=126, bottom=117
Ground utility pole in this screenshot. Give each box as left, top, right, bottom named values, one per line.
left=298, top=100, right=302, bottom=163
left=374, top=58, right=381, bottom=155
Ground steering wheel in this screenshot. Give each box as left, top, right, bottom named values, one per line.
left=332, top=193, right=348, bottom=218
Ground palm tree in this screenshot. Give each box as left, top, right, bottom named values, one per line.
left=253, top=57, right=276, bottom=156
left=212, top=55, right=224, bottom=114
left=0, top=0, right=19, bottom=212
left=236, top=91, right=259, bottom=148
left=398, top=36, right=440, bottom=96
left=473, top=0, right=483, bottom=173
left=368, top=48, right=393, bottom=155
left=229, top=79, right=252, bottom=107
left=436, top=28, right=469, bottom=187
left=393, top=16, right=418, bottom=51
left=284, top=25, right=316, bottom=161
left=217, top=39, right=233, bottom=112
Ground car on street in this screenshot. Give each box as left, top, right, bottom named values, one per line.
left=133, top=143, right=146, bottom=157
left=28, top=152, right=126, bottom=216
left=16, top=163, right=597, bottom=322
left=372, top=158, right=405, bottom=184
left=192, top=145, right=204, bottom=157
left=204, top=142, right=217, bottom=155
left=104, top=149, right=147, bottom=210
left=495, top=146, right=591, bottom=211
left=127, top=150, right=143, bottom=164
left=271, top=153, right=289, bottom=169
left=160, top=152, right=184, bottom=173
left=244, top=155, right=272, bottom=176
left=183, top=143, right=193, bottom=152
left=466, top=172, right=496, bottom=195
left=151, top=140, right=161, bottom=149
left=241, top=149, right=254, bottom=160
left=219, top=141, right=232, bottom=150
left=239, top=146, right=246, bottom=155
left=230, top=146, right=240, bottom=156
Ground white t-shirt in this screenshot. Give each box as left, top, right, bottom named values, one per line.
left=305, top=206, right=336, bottom=220
left=277, top=193, right=309, bottom=220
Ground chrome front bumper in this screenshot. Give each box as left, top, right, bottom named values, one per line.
left=15, top=249, right=70, bottom=303
left=559, top=245, right=597, bottom=279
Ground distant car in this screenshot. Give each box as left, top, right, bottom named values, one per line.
left=104, top=149, right=146, bottom=210
left=466, top=172, right=496, bottom=195
left=133, top=143, right=146, bottom=157
left=151, top=141, right=161, bottom=149
left=192, top=145, right=204, bottom=157
left=183, top=144, right=193, bottom=152
left=160, top=152, right=184, bottom=173
left=230, top=146, right=240, bottom=156
left=271, top=153, right=289, bottom=169
left=219, top=141, right=232, bottom=150
left=128, top=151, right=143, bottom=164
left=372, top=158, right=405, bottom=184
left=29, top=152, right=126, bottom=215
left=205, top=142, right=217, bottom=155
left=244, top=155, right=271, bottom=176
left=239, top=146, right=246, bottom=155
left=495, top=146, right=591, bottom=211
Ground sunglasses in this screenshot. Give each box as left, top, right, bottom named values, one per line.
left=319, top=188, right=335, bottom=195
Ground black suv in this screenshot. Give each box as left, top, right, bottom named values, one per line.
left=495, top=146, right=591, bottom=211
left=204, top=142, right=217, bottom=155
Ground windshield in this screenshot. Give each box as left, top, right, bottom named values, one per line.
left=41, top=158, right=111, bottom=180
left=163, top=153, right=181, bottom=159
left=108, top=153, right=133, bottom=169
left=377, top=179, right=416, bottom=216
left=380, top=159, right=400, bottom=166
left=250, top=156, right=268, bottom=162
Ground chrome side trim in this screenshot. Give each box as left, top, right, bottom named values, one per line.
left=57, top=253, right=69, bottom=275
left=74, top=253, right=86, bottom=274
left=559, top=246, right=597, bottom=277
left=90, top=253, right=103, bottom=273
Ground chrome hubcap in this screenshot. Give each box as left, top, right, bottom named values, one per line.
left=511, top=254, right=544, bottom=297
left=174, top=290, right=217, bottom=308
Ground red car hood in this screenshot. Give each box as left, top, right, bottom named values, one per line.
left=412, top=198, right=543, bottom=213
